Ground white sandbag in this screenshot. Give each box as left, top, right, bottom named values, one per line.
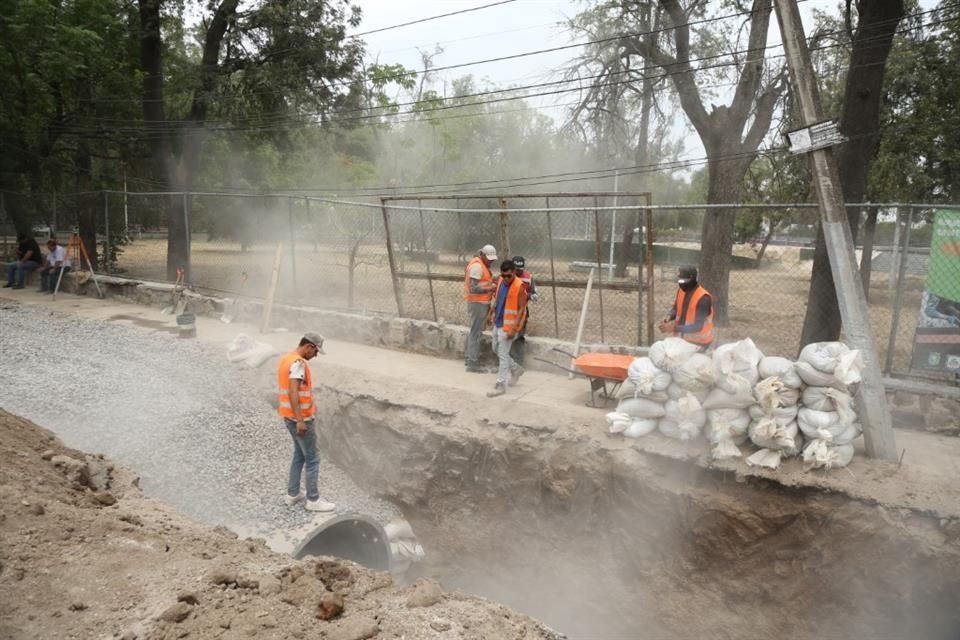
left=711, top=439, right=744, bottom=460
left=617, top=397, right=667, bottom=420
left=666, top=383, right=709, bottom=404
left=801, top=386, right=854, bottom=417
left=649, top=338, right=700, bottom=373
left=623, top=418, right=658, bottom=439
left=672, top=353, right=719, bottom=393
left=748, top=403, right=798, bottom=425
left=758, top=356, right=803, bottom=389
left=795, top=361, right=850, bottom=392
left=714, top=338, right=763, bottom=376
left=605, top=411, right=632, bottom=434
left=754, top=377, right=801, bottom=413
left=618, top=381, right=669, bottom=403
left=797, top=407, right=854, bottom=440
left=658, top=393, right=706, bottom=440
left=748, top=418, right=802, bottom=456
left=226, top=333, right=280, bottom=368
left=706, top=409, right=751, bottom=444
left=799, top=342, right=864, bottom=385
left=802, top=439, right=855, bottom=469
left=746, top=448, right=783, bottom=469
left=627, top=357, right=672, bottom=395
left=716, top=371, right=760, bottom=397
left=703, top=386, right=755, bottom=410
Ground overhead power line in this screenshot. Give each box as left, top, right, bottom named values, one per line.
left=351, top=0, right=518, bottom=37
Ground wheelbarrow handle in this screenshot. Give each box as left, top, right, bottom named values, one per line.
left=533, top=357, right=582, bottom=376
left=551, top=347, right=577, bottom=359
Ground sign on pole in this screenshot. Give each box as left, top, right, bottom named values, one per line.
left=911, top=209, right=960, bottom=373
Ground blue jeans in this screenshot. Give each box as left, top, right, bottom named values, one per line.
left=284, top=418, right=320, bottom=501
left=492, top=326, right=519, bottom=385
left=5, top=260, right=40, bottom=287
left=40, top=266, right=71, bottom=291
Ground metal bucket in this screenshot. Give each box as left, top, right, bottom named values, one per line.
left=176, top=312, right=196, bottom=339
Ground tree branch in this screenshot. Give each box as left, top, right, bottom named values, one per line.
left=729, top=0, right=774, bottom=126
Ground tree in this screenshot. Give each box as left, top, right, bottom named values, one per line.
left=798, top=0, right=906, bottom=345
left=618, top=0, right=787, bottom=323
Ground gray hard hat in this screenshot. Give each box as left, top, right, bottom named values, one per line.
left=678, top=265, right=698, bottom=284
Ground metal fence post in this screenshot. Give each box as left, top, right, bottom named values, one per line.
left=417, top=198, right=438, bottom=321
left=636, top=206, right=643, bottom=345
left=288, top=197, right=297, bottom=287
left=103, top=190, right=110, bottom=272
left=183, top=192, right=191, bottom=283
left=593, top=196, right=605, bottom=343
left=888, top=207, right=902, bottom=298
left=885, top=205, right=913, bottom=374
left=380, top=198, right=405, bottom=317
left=545, top=197, right=560, bottom=338
left=644, top=200, right=655, bottom=344
left=498, top=197, right=511, bottom=259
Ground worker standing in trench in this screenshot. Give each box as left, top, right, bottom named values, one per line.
left=463, top=244, right=498, bottom=373
left=277, top=333, right=336, bottom=512
left=658, top=265, right=715, bottom=350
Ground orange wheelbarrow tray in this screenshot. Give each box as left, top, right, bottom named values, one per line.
left=535, top=348, right=635, bottom=407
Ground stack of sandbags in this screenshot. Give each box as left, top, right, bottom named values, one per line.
left=659, top=392, right=707, bottom=441
left=795, top=342, right=864, bottom=468
left=611, top=356, right=672, bottom=439
left=745, top=357, right=805, bottom=469
left=696, top=339, right=763, bottom=458
left=647, top=339, right=710, bottom=441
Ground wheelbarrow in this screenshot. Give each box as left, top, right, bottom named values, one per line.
left=535, top=348, right=635, bottom=408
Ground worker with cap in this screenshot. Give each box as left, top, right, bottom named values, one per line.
left=486, top=260, right=528, bottom=397
left=658, top=265, right=715, bottom=349
left=510, top=256, right=538, bottom=367
left=463, top=244, right=498, bottom=373
left=277, top=333, right=335, bottom=512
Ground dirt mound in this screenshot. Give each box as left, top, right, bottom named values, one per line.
left=0, top=410, right=563, bottom=640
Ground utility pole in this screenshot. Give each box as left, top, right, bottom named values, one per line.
left=773, top=0, right=897, bottom=461
left=608, top=170, right=619, bottom=282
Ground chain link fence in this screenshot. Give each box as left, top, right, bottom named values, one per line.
left=3, top=189, right=954, bottom=382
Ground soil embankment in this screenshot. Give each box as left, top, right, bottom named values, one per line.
left=0, top=410, right=563, bottom=640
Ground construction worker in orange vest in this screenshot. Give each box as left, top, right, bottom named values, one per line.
left=277, top=333, right=335, bottom=513
left=658, top=265, right=715, bottom=349
left=486, top=260, right=528, bottom=397
left=510, top=256, right=538, bottom=367
left=463, top=244, right=498, bottom=373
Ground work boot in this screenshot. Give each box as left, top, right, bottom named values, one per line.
left=2, top=283, right=12, bottom=288
left=508, top=365, right=525, bottom=387
left=486, top=383, right=506, bottom=398
left=306, top=498, right=336, bottom=513
left=465, top=365, right=486, bottom=374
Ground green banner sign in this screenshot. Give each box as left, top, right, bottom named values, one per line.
left=911, top=209, right=960, bottom=373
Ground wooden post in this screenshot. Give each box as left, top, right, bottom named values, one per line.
left=593, top=196, right=605, bottom=343
left=774, top=0, right=897, bottom=461
left=545, top=198, right=560, bottom=338
left=645, top=202, right=655, bottom=345
left=103, top=191, right=110, bottom=272
left=288, top=197, right=297, bottom=287
left=636, top=206, right=643, bottom=345
left=417, top=199, right=438, bottom=321
left=571, top=267, right=595, bottom=378
left=380, top=198, right=405, bottom=317
left=260, top=241, right=283, bottom=334
left=884, top=206, right=913, bottom=373
left=498, top=196, right=510, bottom=260
left=888, top=207, right=902, bottom=298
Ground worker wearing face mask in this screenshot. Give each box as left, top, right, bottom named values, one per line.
left=657, top=265, right=714, bottom=349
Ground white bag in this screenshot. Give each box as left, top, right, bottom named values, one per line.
left=623, top=419, right=658, bottom=439
left=605, top=411, right=632, bottom=434
left=746, top=448, right=783, bottom=469
left=706, top=409, right=750, bottom=444
left=802, top=439, right=855, bottom=469
left=758, top=356, right=804, bottom=389
left=801, top=386, right=854, bottom=417
left=703, top=387, right=756, bottom=410
left=711, top=440, right=744, bottom=460
left=666, top=383, right=709, bottom=404
left=714, top=338, right=763, bottom=377
left=658, top=393, right=706, bottom=440
left=748, top=403, right=798, bottom=425
left=754, top=377, right=801, bottom=413
left=797, top=407, right=853, bottom=440
left=617, top=397, right=667, bottom=420
left=672, top=353, right=718, bottom=393
left=649, top=338, right=700, bottom=373
left=795, top=361, right=850, bottom=392
left=749, top=418, right=802, bottom=456
left=618, top=381, right=669, bottom=403
left=627, top=357, right=672, bottom=395
left=226, top=333, right=280, bottom=368
left=799, top=342, right=864, bottom=385
left=716, top=371, right=760, bottom=397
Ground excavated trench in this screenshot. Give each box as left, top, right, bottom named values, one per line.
left=311, top=383, right=960, bottom=640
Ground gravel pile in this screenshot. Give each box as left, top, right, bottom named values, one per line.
left=0, top=301, right=401, bottom=537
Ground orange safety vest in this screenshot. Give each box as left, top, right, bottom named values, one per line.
left=276, top=352, right=315, bottom=420
left=673, top=285, right=715, bottom=346
left=463, top=256, right=494, bottom=303
left=493, top=276, right=528, bottom=334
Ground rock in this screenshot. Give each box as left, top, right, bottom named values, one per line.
left=28, top=504, right=45, bottom=516
left=94, top=492, right=117, bottom=506
left=159, top=602, right=193, bottom=623
left=68, top=602, right=87, bottom=612
left=40, top=449, right=55, bottom=461
left=429, top=618, right=452, bottom=632
left=50, top=455, right=91, bottom=487
left=177, top=592, right=199, bottom=605
left=84, top=458, right=112, bottom=491
left=208, top=567, right=238, bottom=587
left=405, top=578, right=443, bottom=608
left=314, top=560, right=352, bottom=588
left=258, top=575, right=281, bottom=596
left=326, top=615, right=380, bottom=640
left=120, top=632, right=137, bottom=640
left=280, top=576, right=326, bottom=607
left=317, top=592, right=344, bottom=620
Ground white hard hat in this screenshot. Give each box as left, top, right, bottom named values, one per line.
left=480, top=244, right=498, bottom=262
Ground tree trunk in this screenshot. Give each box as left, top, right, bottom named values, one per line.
left=798, top=0, right=905, bottom=344
left=859, top=206, right=879, bottom=300
left=74, top=149, right=98, bottom=270
left=699, top=153, right=746, bottom=325
left=755, top=217, right=777, bottom=266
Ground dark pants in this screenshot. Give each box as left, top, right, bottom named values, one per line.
left=465, top=301, right=489, bottom=368
left=5, top=260, right=40, bottom=287
left=40, top=267, right=70, bottom=292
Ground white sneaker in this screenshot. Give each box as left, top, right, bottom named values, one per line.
left=306, top=498, right=336, bottom=513
left=284, top=492, right=305, bottom=506
left=508, top=365, right=525, bottom=387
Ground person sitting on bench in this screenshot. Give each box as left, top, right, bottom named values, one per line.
left=38, top=238, right=71, bottom=293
